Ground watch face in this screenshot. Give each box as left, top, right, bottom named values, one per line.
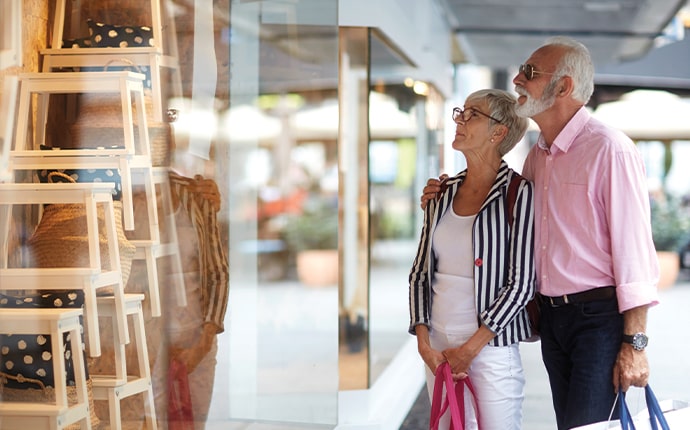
left=632, top=333, right=648, bottom=350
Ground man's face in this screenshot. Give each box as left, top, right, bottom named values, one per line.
left=514, top=80, right=557, bottom=118
left=512, top=46, right=562, bottom=119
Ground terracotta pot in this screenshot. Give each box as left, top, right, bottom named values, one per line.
left=296, top=249, right=339, bottom=287
left=656, top=251, right=680, bottom=290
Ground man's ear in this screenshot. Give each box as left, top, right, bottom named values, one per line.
left=558, top=75, right=574, bottom=97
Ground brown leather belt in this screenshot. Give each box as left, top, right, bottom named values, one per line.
left=539, top=286, right=616, bottom=307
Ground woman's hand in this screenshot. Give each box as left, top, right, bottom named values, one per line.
left=420, top=174, right=448, bottom=209
left=419, top=342, right=447, bottom=376
left=442, top=325, right=495, bottom=381
left=442, top=344, right=475, bottom=381
left=169, top=323, right=217, bottom=374
left=415, top=325, right=446, bottom=375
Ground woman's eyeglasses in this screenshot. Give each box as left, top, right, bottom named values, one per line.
left=452, top=107, right=502, bottom=124
left=519, top=63, right=556, bottom=81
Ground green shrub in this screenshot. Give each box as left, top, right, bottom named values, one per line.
left=651, top=194, right=690, bottom=252
left=282, top=197, right=338, bottom=252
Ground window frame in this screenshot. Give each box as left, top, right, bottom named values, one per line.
left=0, top=0, right=22, bottom=70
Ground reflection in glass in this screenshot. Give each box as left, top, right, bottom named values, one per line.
left=338, top=27, right=370, bottom=390
left=367, top=32, right=440, bottom=387
left=223, top=0, right=340, bottom=425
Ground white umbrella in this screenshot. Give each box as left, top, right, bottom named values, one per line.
left=290, top=100, right=338, bottom=140
left=219, top=104, right=283, bottom=144
left=593, top=90, right=690, bottom=141
left=290, top=92, right=417, bottom=140
left=369, top=92, right=418, bottom=139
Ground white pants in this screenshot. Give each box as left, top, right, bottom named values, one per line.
left=425, top=327, right=525, bottom=430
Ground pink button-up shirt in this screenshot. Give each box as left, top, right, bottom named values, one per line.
left=522, top=107, right=659, bottom=312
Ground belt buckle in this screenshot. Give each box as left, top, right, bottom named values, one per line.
left=547, top=295, right=569, bottom=306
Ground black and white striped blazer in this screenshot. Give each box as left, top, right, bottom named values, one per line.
left=408, top=161, right=536, bottom=346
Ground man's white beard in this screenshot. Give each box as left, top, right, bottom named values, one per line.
left=515, top=87, right=556, bottom=118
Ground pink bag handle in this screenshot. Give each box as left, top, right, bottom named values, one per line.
left=168, top=359, right=195, bottom=429
left=429, top=362, right=481, bottom=430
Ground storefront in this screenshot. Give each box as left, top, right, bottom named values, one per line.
left=0, top=0, right=455, bottom=427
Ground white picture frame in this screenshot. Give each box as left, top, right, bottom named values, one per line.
left=0, top=0, right=22, bottom=70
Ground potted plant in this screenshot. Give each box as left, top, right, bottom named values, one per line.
left=650, top=194, right=690, bottom=289
left=282, top=196, right=339, bottom=286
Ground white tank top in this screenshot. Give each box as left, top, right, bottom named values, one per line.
left=430, top=206, right=477, bottom=334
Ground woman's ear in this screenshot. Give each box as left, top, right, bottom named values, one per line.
left=492, top=124, right=508, bottom=142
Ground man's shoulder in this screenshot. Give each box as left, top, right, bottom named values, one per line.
left=567, top=117, right=637, bottom=164
left=583, top=116, right=635, bottom=150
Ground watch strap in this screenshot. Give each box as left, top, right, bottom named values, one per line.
left=622, top=332, right=648, bottom=350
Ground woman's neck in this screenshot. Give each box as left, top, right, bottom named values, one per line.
left=463, top=157, right=500, bottom=188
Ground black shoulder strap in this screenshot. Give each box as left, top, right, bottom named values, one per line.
left=506, top=173, right=524, bottom=228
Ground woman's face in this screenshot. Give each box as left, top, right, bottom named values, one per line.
left=451, top=99, right=495, bottom=153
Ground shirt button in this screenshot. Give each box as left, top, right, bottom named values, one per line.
left=475, top=258, right=483, bottom=267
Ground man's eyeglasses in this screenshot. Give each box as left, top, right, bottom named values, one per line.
left=519, top=63, right=556, bottom=81
left=452, top=107, right=502, bottom=124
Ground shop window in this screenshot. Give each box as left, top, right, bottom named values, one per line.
left=0, top=0, right=22, bottom=69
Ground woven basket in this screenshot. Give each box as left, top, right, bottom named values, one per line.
left=0, top=376, right=100, bottom=429
left=75, top=88, right=154, bottom=126
left=149, top=123, right=171, bottom=166
left=27, top=173, right=136, bottom=288
left=68, top=58, right=171, bottom=166
left=70, top=120, right=171, bottom=166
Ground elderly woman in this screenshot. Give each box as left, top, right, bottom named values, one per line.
left=409, top=89, right=535, bottom=429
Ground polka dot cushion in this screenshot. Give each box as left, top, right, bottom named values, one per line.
left=0, top=291, right=88, bottom=389
left=61, top=37, right=93, bottom=49
left=87, top=19, right=155, bottom=48
left=59, top=32, right=153, bottom=87
left=37, top=145, right=123, bottom=201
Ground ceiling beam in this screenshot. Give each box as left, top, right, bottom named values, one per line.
left=452, top=28, right=664, bottom=38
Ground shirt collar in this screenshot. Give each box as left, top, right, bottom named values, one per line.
left=536, top=106, right=591, bottom=154
left=441, top=161, right=510, bottom=198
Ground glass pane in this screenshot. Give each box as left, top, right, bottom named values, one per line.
left=219, top=0, right=340, bottom=425
left=367, top=31, right=445, bottom=386
left=338, top=27, right=370, bottom=390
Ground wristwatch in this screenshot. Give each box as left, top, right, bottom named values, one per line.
left=622, top=332, right=648, bottom=351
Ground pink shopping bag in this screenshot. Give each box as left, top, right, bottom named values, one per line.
left=168, top=359, right=195, bottom=430
left=429, top=362, right=481, bottom=430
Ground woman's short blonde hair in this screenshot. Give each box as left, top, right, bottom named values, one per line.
left=466, top=89, right=529, bottom=156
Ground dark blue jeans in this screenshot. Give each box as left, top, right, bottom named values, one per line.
left=539, top=296, right=624, bottom=430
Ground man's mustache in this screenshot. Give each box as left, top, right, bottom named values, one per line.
left=514, top=86, right=528, bottom=96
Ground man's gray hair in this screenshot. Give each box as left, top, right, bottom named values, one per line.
left=542, top=36, right=595, bottom=104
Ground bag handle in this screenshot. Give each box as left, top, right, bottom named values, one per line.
left=430, top=362, right=462, bottom=429
left=618, top=385, right=670, bottom=430
left=644, top=385, right=670, bottom=430
left=103, top=58, right=144, bottom=74
left=430, top=362, right=481, bottom=430
left=47, top=171, right=76, bottom=183
left=167, top=359, right=195, bottom=426
left=0, top=370, right=47, bottom=391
